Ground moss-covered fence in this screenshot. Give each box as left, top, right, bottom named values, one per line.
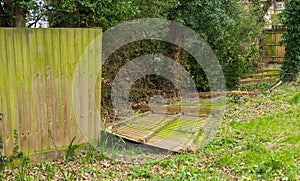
left=0, top=28, right=102, bottom=158
left=263, top=25, right=286, bottom=64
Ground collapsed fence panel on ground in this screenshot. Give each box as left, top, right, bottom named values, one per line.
left=0, top=28, right=102, bottom=157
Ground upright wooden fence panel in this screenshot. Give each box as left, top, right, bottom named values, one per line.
left=263, top=26, right=286, bottom=64
left=0, top=28, right=102, bottom=156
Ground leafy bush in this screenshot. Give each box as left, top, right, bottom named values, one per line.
left=163, top=0, right=260, bottom=90
left=45, top=0, right=140, bottom=30
left=280, top=0, right=300, bottom=81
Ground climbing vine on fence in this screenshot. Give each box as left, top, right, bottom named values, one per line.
left=280, top=0, right=300, bottom=82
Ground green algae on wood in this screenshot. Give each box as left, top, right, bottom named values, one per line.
left=0, top=28, right=102, bottom=157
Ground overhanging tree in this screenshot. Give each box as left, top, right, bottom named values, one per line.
left=0, top=0, right=37, bottom=27
left=45, top=0, right=139, bottom=29
left=164, top=0, right=260, bottom=90
left=0, top=0, right=260, bottom=90
left=0, top=0, right=140, bottom=28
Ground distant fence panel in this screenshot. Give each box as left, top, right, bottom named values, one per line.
left=263, top=26, right=286, bottom=64
left=0, top=28, right=102, bottom=156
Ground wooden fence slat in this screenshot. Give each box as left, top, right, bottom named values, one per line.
left=94, top=29, right=102, bottom=141
left=59, top=28, right=69, bottom=147
left=74, top=29, right=85, bottom=143
left=0, top=59, right=3, bottom=155
left=30, top=29, right=43, bottom=152
left=52, top=29, right=63, bottom=148
left=0, top=29, right=12, bottom=155
left=79, top=29, right=90, bottom=139
left=20, top=29, right=32, bottom=153
left=88, top=29, right=95, bottom=142
left=43, top=29, right=55, bottom=150
left=21, top=29, right=33, bottom=153
left=67, top=29, right=75, bottom=143
left=94, top=29, right=102, bottom=137
left=13, top=29, right=28, bottom=153
left=36, top=29, right=49, bottom=151
left=6, top=29, right=20, bottom=154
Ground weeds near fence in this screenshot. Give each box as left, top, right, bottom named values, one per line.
left=64, top=137, right=81, bottom=162
left=17, top=157, right=29, bottom=181
left=0, top=126, right=27, bottom=180
left=58, top=165, right=76, bottom=181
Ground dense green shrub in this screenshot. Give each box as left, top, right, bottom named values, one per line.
left=46, top=0, right=140, bottom=29
left=45, top=0, right=259, bottom=91
left=280, top=0, right=300, bottom=82
left=166, top=0, right=260, bottom=90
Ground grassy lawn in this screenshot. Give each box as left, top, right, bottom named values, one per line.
left=1, top=82, right=300, bottom=180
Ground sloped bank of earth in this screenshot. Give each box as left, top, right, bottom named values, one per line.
left=2, top=83, right=300, bottom=180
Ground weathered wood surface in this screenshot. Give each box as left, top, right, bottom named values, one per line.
left=107, top=98, right=226, bottom=153
left=239, top=67, right=280, bottom=85
left=0, top=28, right=102, bottom=156
left=263, top=30, right=285, bottom=64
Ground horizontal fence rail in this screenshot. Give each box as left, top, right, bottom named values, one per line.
left=0, top=28, right=102, bottom=157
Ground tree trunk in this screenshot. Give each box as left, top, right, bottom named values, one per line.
left=0, top=1, right=27, bottom=27
left=0, top=2, right=9, bottom=26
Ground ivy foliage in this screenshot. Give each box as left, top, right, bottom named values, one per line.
left=0, top=0, right=39, bottom=27
left=1, top=0, right=260, bottom=90
left=280, top=0, right=300, bottom=82
left=163, top=0, right=260, bottom=90
left=101, top=1, right=260, bottom=91
left=45, top=0, right=260, bottom=91
left=46, top=0, right=140, bottom=30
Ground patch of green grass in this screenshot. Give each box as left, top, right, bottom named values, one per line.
left=239, top=82, right=275, bottom=92
left=121, top=83, right=300, bottom=180
left=291, top=92, right=300, bottom=104
left=58, top=165, right=76, bottom=181
left=36, top=161, right=56, bottom=180
left=1, top=83, right=299, bottom=180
